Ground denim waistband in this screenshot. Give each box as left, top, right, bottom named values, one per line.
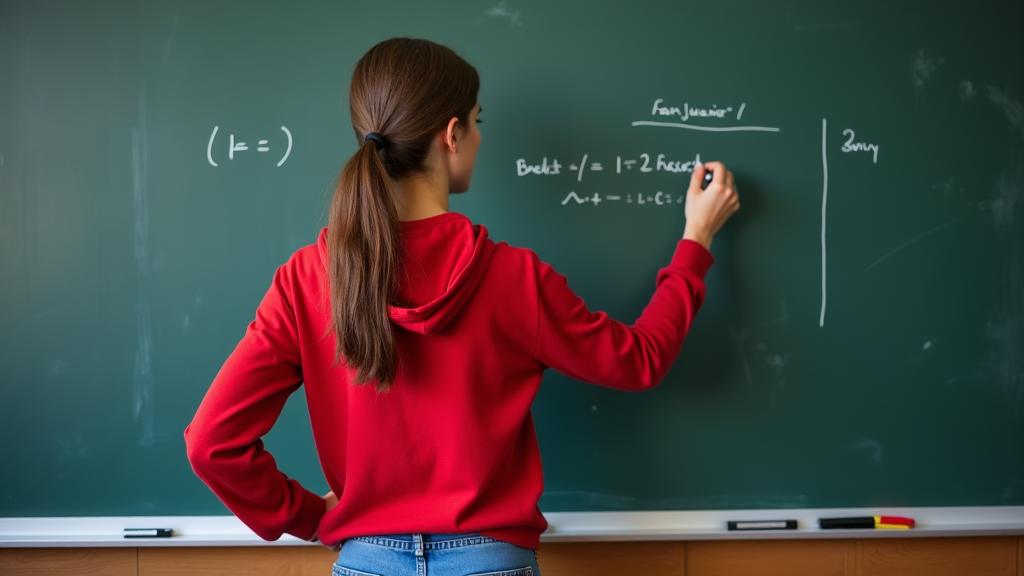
left=349, top=533, right=498, bottom=550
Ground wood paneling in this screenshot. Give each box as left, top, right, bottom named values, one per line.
left=1017, top=536, right=1022, bottom=576
left=687, top=539, right=845, bottom=576
left=845, top=539, right=859, bottom=576
left=300, top=545, right=342, bottom=576
left=537, top=541, right=686, bottom=576
left=0, top=547, right=138, bottom=576
left=139, top=546, right=336, bottom=576
left=849, top=537, right=1018, bottom=576
left=1, top=536, right=1021, bottom=575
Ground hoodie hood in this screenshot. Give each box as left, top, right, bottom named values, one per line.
left=317, top=212, right=494, bottom=336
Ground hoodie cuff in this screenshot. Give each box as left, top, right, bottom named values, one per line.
left=671, top=239, right=715, bottom=279
left=283, top=487, right=326, bottom=541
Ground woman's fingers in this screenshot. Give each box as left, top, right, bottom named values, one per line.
left=703, top=161, right=727, bottom=186
left=682, top=161, right=740, bottom=248
left=688, top=161, right=707, bottom=191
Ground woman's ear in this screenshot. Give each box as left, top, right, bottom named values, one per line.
left=443, top=116, right=460, bottom=153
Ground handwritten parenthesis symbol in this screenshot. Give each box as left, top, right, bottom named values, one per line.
left=277, top=126, right=292, bottom=167
left=207, top=126, right=219, bottom=167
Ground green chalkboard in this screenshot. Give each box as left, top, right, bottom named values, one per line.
left=2, top=0, right=1022, bottom=518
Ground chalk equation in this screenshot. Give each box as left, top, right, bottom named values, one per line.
left=561, top=190, right=685, bottom=206
left=206, top=126, right=293, bottom=167
left=517, top=153, right=701, bottom=181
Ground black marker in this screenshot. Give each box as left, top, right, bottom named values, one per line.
left=727, top=520, right=798, bottom=531
left=123, top=528, right=173, bottom=538
left=819, top=517, right=875, bottom=529
left=819, top=516, right=915, bottom=529
left=701, top=170, right=714, bottom=190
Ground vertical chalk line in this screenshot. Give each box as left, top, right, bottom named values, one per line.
left=132, top=85, right=155, bottom=445
left=577, top=153, right=588, bottom=182
left=820, top=118, right=828, bottom=328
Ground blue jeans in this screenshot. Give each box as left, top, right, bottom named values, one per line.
left=332, top=533, right=541, bottom=576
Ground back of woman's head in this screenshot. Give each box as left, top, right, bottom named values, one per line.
left=328, top=38, right=480, bottom=392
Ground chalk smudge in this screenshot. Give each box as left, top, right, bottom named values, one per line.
left=485, top=1, right=522, bottom=26
left=730, top=303, right=790, bottom=390
left=852, top=437, right=882, bottom=464
left=48, top=359, right=72, bottom=376
left=978, top=124, right=1023, bottom=410
left=765, top=353, right=786, bottom=371
left=932, top=179, right=953, bottom=196
left=987, top=86, right=1024, bottom=141
left=960, top=80, right=977, bottom=100
left=983, top=306, right=1024, bottom=409
left=909, top=50, right=942, bottom=89
left=182, top=291, right=204, bottom=332
left=989, top=169, right=1020, bottom=231
left=56, top=433, right=90, bottom=461
left=163, top=14, right=179, bottom=59
left=132, top=85, right=156, bottom=446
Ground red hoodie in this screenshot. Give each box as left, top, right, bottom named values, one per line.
left=184, top=212, right=713, bottom=550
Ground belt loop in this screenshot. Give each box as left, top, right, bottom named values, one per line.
left=413, top=533, right=424, bottom=557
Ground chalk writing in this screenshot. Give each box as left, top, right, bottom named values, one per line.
left=517, top=157, right=562, bottom=176
left=651, top=98, right=736, bottom=121
left=517, top=153, right=701, bottom=181
left=207, top=126, right=293, bottom=167
left=841, top=129, right=879, bottom=163
left=561, top=190, right=684, bottom=206
left=635, top=99, right=781, bottom=132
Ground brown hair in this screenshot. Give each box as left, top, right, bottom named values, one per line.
left=327, top=38, right=480, bottom=392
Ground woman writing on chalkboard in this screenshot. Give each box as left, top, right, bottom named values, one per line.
left=185, top=38, right=738, bottom=575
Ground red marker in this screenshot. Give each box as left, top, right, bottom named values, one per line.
left=876, top=516, right=916, bottom=529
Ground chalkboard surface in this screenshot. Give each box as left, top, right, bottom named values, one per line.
left=2, top=0, right=1022, bottom=518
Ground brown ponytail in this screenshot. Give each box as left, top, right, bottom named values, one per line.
left=327, top=38, right=480, bottom=392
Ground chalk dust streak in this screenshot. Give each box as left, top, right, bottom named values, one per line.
left=132, top=86, right=156, bottom=446
left=862, top=213, right=972, bottom=272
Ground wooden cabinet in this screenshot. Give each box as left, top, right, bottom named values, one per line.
left=2, top=537, right=1021, bottom=576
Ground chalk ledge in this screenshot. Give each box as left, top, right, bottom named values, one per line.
left=2, top=507, right=1023, bottom=547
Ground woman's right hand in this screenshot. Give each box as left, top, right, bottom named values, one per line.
left=323, top=490, right=340, bottom=512
left=316, top=490, right=342, bottom=550
left=682, top=161, right=740, bottom=250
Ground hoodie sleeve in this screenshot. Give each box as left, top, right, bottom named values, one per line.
left=533, top=239, right=713, bottom=391
left=183, top=258, right=325, bottom=541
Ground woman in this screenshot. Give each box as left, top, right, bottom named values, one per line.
left=185, top=38, right=738, bottom=576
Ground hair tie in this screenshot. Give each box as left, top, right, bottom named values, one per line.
left=363, top=132, right=386, bottom=151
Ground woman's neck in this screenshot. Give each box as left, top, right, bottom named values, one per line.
left=396, top=166, right=450, bottom=222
